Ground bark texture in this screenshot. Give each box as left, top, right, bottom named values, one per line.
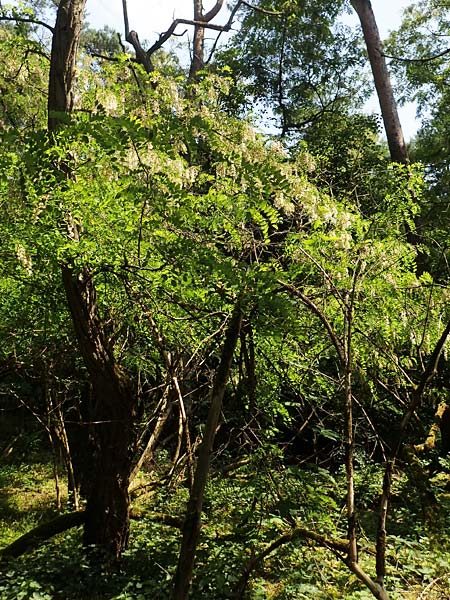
left=189, top=0, right=206, bottom=80
left=48, top=0, right=86, bottom=132
left=60, top=265, right=136, bottom=558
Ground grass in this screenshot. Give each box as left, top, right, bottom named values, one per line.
left=0, top=453, right=65, bottom=547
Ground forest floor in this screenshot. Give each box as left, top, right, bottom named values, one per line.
left=0, top=437, right=450, bottom=599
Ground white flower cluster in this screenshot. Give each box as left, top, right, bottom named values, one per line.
left=16, top=244, right=32, bottom=275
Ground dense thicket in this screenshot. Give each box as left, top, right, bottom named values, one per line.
left=1, top=1, right=450, bottom=599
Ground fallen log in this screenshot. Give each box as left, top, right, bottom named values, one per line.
left=1, top=511, right=85, bottom=560
left=1, top=510, right=182, bottom=560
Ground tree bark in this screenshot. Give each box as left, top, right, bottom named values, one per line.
left=350, top=0, right=408, bottom=164
left=173, top=303, right=243, bottom=600
left=60, top=268, right=136, bottom=558
left=47, top=0, right=86, bottom=132
left=189, top=0, right=206, bottom=80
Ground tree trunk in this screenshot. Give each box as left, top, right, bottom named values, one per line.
left=48, top=0, right=86, bottom=132
left=48, top=0, right=136, bottom=560
left=350, top=0, right=408, bottom=164
left=60, top=268, right=136, bottom=558
left=173, top=304, right=243, bottom=600
left=189, top=0, right=205, bottom=80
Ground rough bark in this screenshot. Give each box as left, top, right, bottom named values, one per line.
left=173, top=304, right=243, bottom=600
left=61, top=269, right=136, bottom=558
left=48, top=0, right=136, bottom=560
left=47, top=0, right=86, bottom=132
left=350, top=0, right=408, bottom=164
left=188, top=0, right=226, bottom=79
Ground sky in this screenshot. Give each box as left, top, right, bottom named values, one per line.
left=84, top=0, right=413, bottom=41
left=81, top=1, right=418, bottom=140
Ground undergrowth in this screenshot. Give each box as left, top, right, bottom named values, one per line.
left=0, top=448, right=449, bottom=599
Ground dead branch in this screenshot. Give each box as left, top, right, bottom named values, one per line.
left=147, top=0, right=243, bottom=58
left=203, top=0, right=226, bottom=23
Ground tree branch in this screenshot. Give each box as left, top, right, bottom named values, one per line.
left=241, top=0, right=282, bottom=16
left=0, top=510, right=181, bottom=560
left=384, top=47, right=450, bottom=63
left=234, top=525, right=349, bottom=599
left=0, top=13, right=54, bottom=33
left=121, top=0, right=129, bottom=38
left=121, top=0, right=152, bottom=72
left=277, top=280, right=346, bottom=366
left=203, top=0, right=225, bottom=22
left=147, top=1, right=243, bottom=57
left=400, top=317, right=450, bottom=433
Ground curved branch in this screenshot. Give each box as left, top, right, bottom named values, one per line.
left=277, top=280, right=346, bottom=366
left=0, top=512, right=85, bottom=560
left=147, top=1, right=243, bottom=57
left=121, top=0, right=152, bottom=72
left=384, top=47, right=450, bottom=63
left=0, top=14, right=54, bottom=33
left=234, top=526, right=349, bottom=599
left=203, top=0, right=225, bottom=22
left=241, top=0, right=282, bottom=16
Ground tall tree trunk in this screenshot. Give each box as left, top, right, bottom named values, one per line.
left=350, top=0, right=408, bottom=164
left=189, top=0, right=206, bottom=79
left=47, top=0, right=86, bottom=133
left=48, top=0, right=136, bottom=560
left=351, top=0, right=427, bottom=270
left=173, top=304, right=243, bottom=600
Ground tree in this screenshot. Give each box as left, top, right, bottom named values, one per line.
left=350, top=0, right=409, bottom=164
left=388, top=0, right=450, bottom=275
left=47, top=0, right=138, bottom=559
left=2, top=3, right=450, bottom=599
left=216, top=0, right=365, bottom=136
left=121, top=0, right=239, bottom=78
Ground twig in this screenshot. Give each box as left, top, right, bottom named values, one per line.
left=417, top=573, right=450, bottom=599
